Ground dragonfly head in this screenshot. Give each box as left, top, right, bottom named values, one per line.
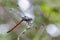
left=22, top=16, right=32, bottom=22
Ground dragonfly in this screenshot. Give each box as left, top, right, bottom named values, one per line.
left=7, top=16, right=32, bottom=33
left=7, top=0, right=35, bottom=33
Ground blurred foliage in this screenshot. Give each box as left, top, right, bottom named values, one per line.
left=0, top=32, right=17, bottom=40
left=0, top=0, right=60, bottom=40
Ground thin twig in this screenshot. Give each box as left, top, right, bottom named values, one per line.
left=17, top=27, right=31, bottom=40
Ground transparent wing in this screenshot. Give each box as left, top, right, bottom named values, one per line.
left=5, top=0, right=35, bottom=27
left=18, top=0, right=35, bottom=19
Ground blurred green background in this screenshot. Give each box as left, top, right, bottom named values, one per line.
left=0, top=0, right=60, bottom=40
